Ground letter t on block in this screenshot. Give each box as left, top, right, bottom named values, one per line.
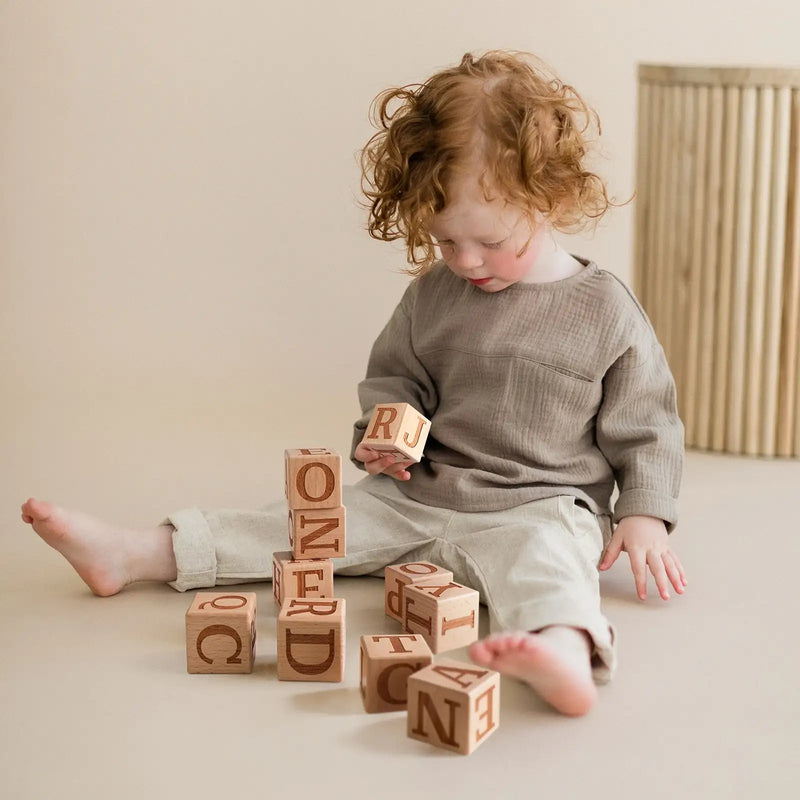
left=407, top=659, right=500, bottom=755
left=360, top=403, right=431, bottom=463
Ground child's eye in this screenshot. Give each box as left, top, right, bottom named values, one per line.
left=483, top=240, right=505, bottom=250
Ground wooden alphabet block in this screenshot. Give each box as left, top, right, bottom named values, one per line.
left=272, top=551, right=333, bottom=606
left=360, top=403, right=431, bottom=463
left=284, top=448, right=342, bottom=510
left=277, top=598, right=345, bottom=682
left=359, top=634, right=433, bottom=713
left=186, top=592, right=257, bottom=674
left=384, top=561, right=454, bottom=624
left=403, top=581, right=479, bottom=653
left=407, top=659, right=500, bottom=755
left=288, top=506, right=346, bottom=560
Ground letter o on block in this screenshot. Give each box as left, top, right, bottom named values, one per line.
left=284, top=449, right=342, bottom=510
left=186, top=592, right=257, bottom=674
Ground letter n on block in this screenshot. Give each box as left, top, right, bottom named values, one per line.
left=277, top=598, right=345, bottom=682
left=284, top=448, right=342, bottom=510
left=359, top=634, right=433, bottom=713
left=360, top=403, right=431, bottom=463
left=186, top=592, right=257, bottom=674
left=289, top=507, right=346, bottom=560
left=407, top=659, right=500, bottom=755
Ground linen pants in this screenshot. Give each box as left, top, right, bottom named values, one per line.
left=166, top=474, right=617, bottom=682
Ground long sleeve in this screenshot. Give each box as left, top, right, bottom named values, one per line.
left=350, top=284, right=439, bottom=468
left=595, top=338, right=684, bottom=532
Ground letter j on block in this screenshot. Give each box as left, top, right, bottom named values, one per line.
left=360, top=403, right=431, bottom=463
left=284, top=448, right=342, bottom=510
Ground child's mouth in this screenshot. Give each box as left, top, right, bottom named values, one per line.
left=468, top=278, right=492, bottom=286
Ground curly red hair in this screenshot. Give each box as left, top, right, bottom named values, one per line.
left=360, top=50, right=613, bottom=275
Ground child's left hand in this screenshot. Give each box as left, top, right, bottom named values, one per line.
left=598, top=515, right=688, bottom=601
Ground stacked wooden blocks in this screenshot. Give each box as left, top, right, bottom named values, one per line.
left=277, top=448, right=347, bottom=681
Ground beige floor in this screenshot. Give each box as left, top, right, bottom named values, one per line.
left=2, top=402, right=799, bottom=799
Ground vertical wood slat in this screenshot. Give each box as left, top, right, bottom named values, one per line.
left=636, top=66, right=800, bottom=458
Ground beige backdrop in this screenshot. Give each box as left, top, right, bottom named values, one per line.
left=2, top=0, right=798, bottom=516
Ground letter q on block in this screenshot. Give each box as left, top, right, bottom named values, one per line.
left=284, top=448, right=342, bottom=510
left=407, top=659, right=500, bottom=755
left=360, top=403, right=431, bottom=463
left=186, top=592, right=257, bottom=674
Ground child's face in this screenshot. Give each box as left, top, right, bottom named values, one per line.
left=428, top=176, right=550, bottom=292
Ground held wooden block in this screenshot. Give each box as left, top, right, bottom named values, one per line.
left=407, top=659, right=500, bottom=755
left=288, top=506, right=346, bottom=560
left=360, top=403, right=431, bottom=463
left=403, top=581, right=479, bottom=654
left=272, top=551, right=333, bottom=606
left=384, top=561, right=454, bottom=623
left=186, top=592, right=257, bottom=674
left=284, top=448, right=342, bottom=510
left=277, top=598, right=345, bottom=682
left=359, top=634, right=434, bottom=713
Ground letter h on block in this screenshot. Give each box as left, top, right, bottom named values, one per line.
left=407, top=659, right=501, bottom=755
left=277, top=598, right=346, bottom=682
left=403, top=581, right=479, bottom=653
left=285, top=448, right=346, bottom=560
left=359, top=634, right=433, bottom=713
left=360, top=402, right=431, bottom=463
left=186, top=592, right=257, bottom=674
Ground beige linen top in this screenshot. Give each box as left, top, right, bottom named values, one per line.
left=351, top=259, right=684, bottom=531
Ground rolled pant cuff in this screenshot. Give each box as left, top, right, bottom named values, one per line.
left=164, top=508, right=217, bottom=592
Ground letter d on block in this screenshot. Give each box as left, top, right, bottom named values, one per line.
left=277, top=597, right=346, bottom=682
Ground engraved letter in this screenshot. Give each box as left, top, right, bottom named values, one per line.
left=197, top=624, right=243, bottom=665
left=368, top=406, right=397, bottom=440
left=411, top=692, right=461, bottom=747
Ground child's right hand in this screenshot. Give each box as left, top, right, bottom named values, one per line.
left=354, top=442, right=414, bottom=481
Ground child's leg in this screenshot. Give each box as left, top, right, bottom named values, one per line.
left=22, top=475, right=452, bottom=597
left=21, top=498, right=177, bottom=596
left=441, top=495, right=614, bottom=717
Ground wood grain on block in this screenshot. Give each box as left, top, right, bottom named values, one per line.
left=284, top=448, right=342, bottom=510
left=272, top=551, right=333, bottom=607
left=360, top=403, right=431, bottom=463
left=277, top=598, right=345, bottom=682
left=359, top=634, right=433, bottom=713
left=186, top=592, right=257, bottom=674
left=407, top=659, right=500, bottom=755
left=384, top=561, right=454, bottom=623
left=403, top=581, right=479, bottom=653
left=289, top=506, right=346, bottom=560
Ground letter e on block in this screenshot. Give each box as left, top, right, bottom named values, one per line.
left=277, top=598, right=345, bottom=682
left=359, top=634, right=433, bottom=713
left=360, top=403, right=431, bottom=463
left=407, top=659, right=500, bottom=755
left=384, top=561, right=454, bottom=623
left=186, top=592, right=257, bottom=674
left=284, top=448, right=342, bottom=510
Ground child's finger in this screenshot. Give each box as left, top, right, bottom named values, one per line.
left=662, top=552, right=685, bottom=594
left=598, top=538, right=622, bottom=570
left=647, top=551, right=671, bottom=600
left=364, top=453, right=399, bottom=475
left=629, top=551, right=648, bottom=600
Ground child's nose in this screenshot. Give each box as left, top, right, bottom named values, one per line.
left=453, top=246, right=483, bottom=270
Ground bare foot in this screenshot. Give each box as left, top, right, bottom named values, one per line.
left=21, top=498, right=176, bottom=596
left=469, top=627, right=597, bottom=717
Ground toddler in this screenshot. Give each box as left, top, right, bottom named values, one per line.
left=22, top=50, right=687, bottom=717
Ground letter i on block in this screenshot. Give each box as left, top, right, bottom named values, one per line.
left=384, top=561, right=454, bottom=624
left=359, top=634, right=433, bottom=713
left=403, top=580, right=480, bottom=653
left=186, top=592, right=257, bottom=674
left=360, top=402, right=431, bottom=463
left=277, top=598, right=345, bottom=682
left=407, top=659, right=500, bottom=755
